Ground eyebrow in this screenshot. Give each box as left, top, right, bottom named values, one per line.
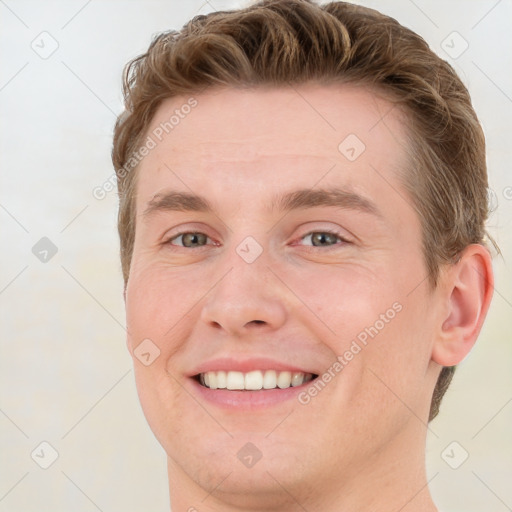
left=271, top=187, right=381, bottom=217
left=144, top=191, right=211, bottom=217
left=143, top=187, right=382, bottom=219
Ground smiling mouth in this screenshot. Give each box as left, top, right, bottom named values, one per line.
left=195, top=370, right=318, bottom=391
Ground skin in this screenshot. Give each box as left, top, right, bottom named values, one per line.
left=124, top=84, right=493, bottom=512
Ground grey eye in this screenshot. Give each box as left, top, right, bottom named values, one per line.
left=302, top=232, right=341, bottom=247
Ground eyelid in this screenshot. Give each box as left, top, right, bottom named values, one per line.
left=164, top=231, right=217, bottom=247
left=293, top=228, right=351, bottom=247
left=161, top=222, right=217, bottom=243
left=293, top=219, right=353, bottom=239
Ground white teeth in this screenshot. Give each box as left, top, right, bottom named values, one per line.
left=226, top=371, right=245, bottom=390
left=198, top=370, right=314, bottom=390
left=245, top=370, right=263, bottom=390
left=216, top=370, right=227, bottom=389
left=277, top=371, right=292, bottom=389
left=208, top=372, right=218, bottom=390
left=263, top=370, right=277, bottom=389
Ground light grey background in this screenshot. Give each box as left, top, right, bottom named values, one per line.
left=0, top=1, right=511, bottom=511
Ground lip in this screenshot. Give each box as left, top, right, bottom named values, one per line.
left=188, top=357, right=318, bottom=376
left=187, top=374, right=318, bottom=410
left=186, top=357, right=319, bottom=410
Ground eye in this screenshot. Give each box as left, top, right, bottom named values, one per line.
left=165, top=231, right=213, bottom=248
left=298, top=230, right=349, bottom=248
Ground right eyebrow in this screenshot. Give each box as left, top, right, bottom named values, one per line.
left=143, top=191, right=212, bottom=219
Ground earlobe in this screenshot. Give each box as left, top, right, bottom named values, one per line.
left=432, top=244, right=494, bottom=367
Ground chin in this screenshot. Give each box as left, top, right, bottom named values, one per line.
left=165, top=432, right=313, bottom=501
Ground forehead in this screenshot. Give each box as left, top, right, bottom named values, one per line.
left=134, top=84, right=411, bottom=217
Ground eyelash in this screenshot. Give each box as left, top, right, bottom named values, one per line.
left=296, top=229, right=350, bottom=249
left=164, top=229, right=350, bottom=250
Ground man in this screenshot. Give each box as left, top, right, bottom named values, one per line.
left=112, top=1, right=494, bottom=510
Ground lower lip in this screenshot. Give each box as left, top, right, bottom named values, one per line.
left=188, top=377, right=316, bottom=410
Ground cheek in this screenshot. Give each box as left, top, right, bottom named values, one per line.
left=292, top=260, right=433, bottom=406
left=125, top=262, right=208, bottom=350
left=284, top=261, right=399, bottom=348
left=347, top=290, right=436, bottom=421
left=125, top=262, right=199, bottom=444
left=131, top=362, right=189, bottom=449
left=124, top=264, right=198, bottom=418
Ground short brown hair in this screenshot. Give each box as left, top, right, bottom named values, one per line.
left=112, top=0, right=494, bottom=420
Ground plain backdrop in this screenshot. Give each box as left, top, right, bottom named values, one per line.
left=0, top=1, right=511, bottom=511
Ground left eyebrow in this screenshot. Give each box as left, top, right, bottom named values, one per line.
left=271, top=187, right=383, bottom=218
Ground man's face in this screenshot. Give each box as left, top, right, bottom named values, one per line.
left=125, top=85, right=442, bottom=503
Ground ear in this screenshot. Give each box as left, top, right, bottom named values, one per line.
left=432, top=244, right=494, bottom=367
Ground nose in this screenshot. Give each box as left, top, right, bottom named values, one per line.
left=199, top=249, right=288, bottom=337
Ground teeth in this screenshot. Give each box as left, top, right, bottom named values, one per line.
left=291, top=372, right=305, bottom=387
left=263, top=370, right=277, bottom=389
left=216, top=370, right=227, bottom=388
left=208, top=372, right=218, bottom=390
left=198, top=370, right=314, bottom=390
left=226, top=371, right=244, bottom=390
left=277, top=371, right=292, bottom=389
left=245, top=370, right=263, bottom=390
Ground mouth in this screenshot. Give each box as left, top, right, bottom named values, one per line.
left=194, top=370, right=318, bottom=391
left=187, top=357, right=322, bottom=409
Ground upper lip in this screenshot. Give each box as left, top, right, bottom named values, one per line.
left=188, top=357, right=319, bottom=377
